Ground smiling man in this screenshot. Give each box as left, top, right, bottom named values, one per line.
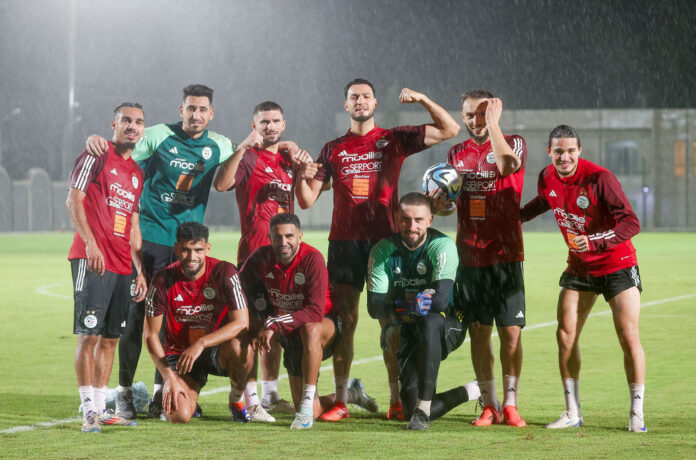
left=144, top=222, right=253, bottom=424
left=366, top=193, right=479, bottom=430
left=239, top=213, right=377, bottom=429
left=67, top=102, right=147, bottom=432
left=441, top=90, right=528, bottom=428
left=295, top=78, right=460, bottom=421
left=520, top=125, right=646, bottom=432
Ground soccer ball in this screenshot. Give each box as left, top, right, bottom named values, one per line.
left=422, top=163, right=463, bottom=201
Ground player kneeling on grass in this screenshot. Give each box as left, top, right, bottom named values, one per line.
left=367, top=193, right=480, bottom=430
left=240, top=213, right=378, bottom=430
left=520, top=125, right=647, bottom=432
left=144, top=222, right=253, bottom=424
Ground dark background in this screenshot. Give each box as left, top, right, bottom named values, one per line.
left=1, top=0, right=694, bottom=180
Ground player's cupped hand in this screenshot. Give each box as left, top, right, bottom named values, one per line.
left=290, top=149, right=312, bottom=167
left=485, top=98, right=503, bottom=127
left=177, top=341, right=205, bottom=374
left=85, top=242, right=105, bottom=275
left=86, top=134, right=109, bottom=157
left=163, top=377, right=188, bottom=413
left=132, top=273, right=147, bottom=302
left=573, top=235, right=590, bottom=252
left=256, top=328, right=274, bottom=354
left=299, top=162, right=321, bottom=181
left=240, top=130, right=265, bottom=151
left=427, top=187, right=454, bottom=214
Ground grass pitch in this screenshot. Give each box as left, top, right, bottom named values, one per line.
left=0, top=230, right=695, bottom=459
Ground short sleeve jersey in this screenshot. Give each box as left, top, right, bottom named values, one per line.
left=67, top=143, right=144, bottom=275
left=133, top=122, right=236, bottom=247
left=145, top=257, right=247, bottom=355
left=234, top=148, right=295, bottom=265
left=447, top=135, right=527, bottom=267
left=367, top=229, right=458, bottom=307
left=532, top=159, right=639, bottom=277
left=239, top=243, right=331, bottom=335
left=314, top=125, right=427, bottom=243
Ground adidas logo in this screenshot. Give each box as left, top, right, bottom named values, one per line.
left=265, top=166, right=273, bottom=173
left=338, top=150, right=348, bottom=157
left=508, top=388, right=516, bottom=392
left=549, top=190, right=557, bottom=197
left=564, top=390, right=571, bottom=395
left=174, top=294, right=183, bottom=301
left=121, top=321, right=126, bottom=328
left=634, top=395, right=641, bottom=399
left=456, top=161, right=464, bottom=168
left=515, top=311, right=524, bottom=318
left=265, top=273, right=275, bottom=279
left=110, top=168, right=118, bottom=175
left=169, top=147, right=178, bottom=154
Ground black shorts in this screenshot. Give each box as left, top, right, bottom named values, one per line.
left=278, top=313, right=344, bottom=377
left=327, top=240, right=373, bottom=291
left=560, top=265, right=642, bottom=302
left=71, top=259, right=131, bottom=338
left=454, top=262, right=526, bottom=328
left=141, top=240, right=177, bottom=282
left=166, top=346, right=225, bottom=390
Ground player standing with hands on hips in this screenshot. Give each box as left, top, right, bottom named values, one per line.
left=296, top=79, right=460, bottom=421
left=520, top=125, right=647, bottom=432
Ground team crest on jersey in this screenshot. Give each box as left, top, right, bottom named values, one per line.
left=376, top=138, right=389, bottom=149
left=132, top=175, right=139, bottom=189
left=416, top=260, right=427, bottom=275
left=294, top=272, right=306, bottom=285
left=201, top=146, right=212, bottom=160
left=576, top=196, right=589, bottom=209
left=254, top=297, right=267, bottom=311
left=203, top=287, right=216, bottom=299
left=486, top=152, right=496, bottom=164
left=83, top=314, right=98, bottom=329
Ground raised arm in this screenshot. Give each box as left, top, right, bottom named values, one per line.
left=486, top=98, right=522, bottom=177
left=213, top=130, right=264, bottom=192
left=399, top=88, right=460, bottom=147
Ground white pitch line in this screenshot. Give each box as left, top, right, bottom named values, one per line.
left=9, top=291, right=694, bottom=435
left=35, top=282, right=72, bottom=300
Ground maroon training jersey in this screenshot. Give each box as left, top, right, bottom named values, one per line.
left=145, top=257, right=248, bottom=355
left=447, top=135, right=527, bottom=267
left=67, top=143, right=144, bottom=275
left=239, top=242, right=332, bottom=335
left=234, top=148, right=294, bottom=265
left=520, top=158, right=639, bottom=277
left=314, top=125, right=427, bottom=243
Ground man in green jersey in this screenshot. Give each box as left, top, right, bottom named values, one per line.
left=367, top=192, right=479, bottom=430
left=85, top=85, right=271, bottom=420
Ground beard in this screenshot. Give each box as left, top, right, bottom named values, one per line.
left=401, top=232, right=426, bottom=250
left=263, top=132, right=283, bottom=149
left=350, top=107, right=375, bottom=123
left=465, top=124, right=489, bottom=144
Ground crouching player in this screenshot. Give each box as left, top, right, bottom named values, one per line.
left=144, top=222, right=253, bottom=423
left=367, top=193, right=480, bottom=430
left=520, top=125, right=646, bottom=432
left=240, top=213, right=378, bottom=429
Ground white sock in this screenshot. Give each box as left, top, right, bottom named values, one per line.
left=245, top=381, right=260, bottom=408
left=116, top=385, right=131, bottom=393
left=301, top=384, right=316, bottom=415
left=79, top=385, right=95, bottom=415
left=261, top=379, right=279, bottom=405
left=93, top=386, right=107, bottom=413
left=502, top=375, right=519, bottom=408
left=479, top=379, right=497, bottom=408
left=416, top=399, right=431, bottom=416
left=334, top=377, right=349, bottom=404
left=153, top=383, right=163, bottom=395
left=574, top=379, right=581, bottom=415
left=229, top=386, right=244, bottom=405
left=389, top=381, right=400, bottom=405
left=464, top=380, right=481, bottom=401
left=630, top=383, right=645, bottom=413
left=563, top=378, right=579, bottom=415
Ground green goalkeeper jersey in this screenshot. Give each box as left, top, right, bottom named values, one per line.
left=133, top=122, right=236, bottom=246
left=367, top=228, right=458, bottom=310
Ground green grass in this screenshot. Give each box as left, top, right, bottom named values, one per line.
left=1, top=231, right=695, bottom=459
